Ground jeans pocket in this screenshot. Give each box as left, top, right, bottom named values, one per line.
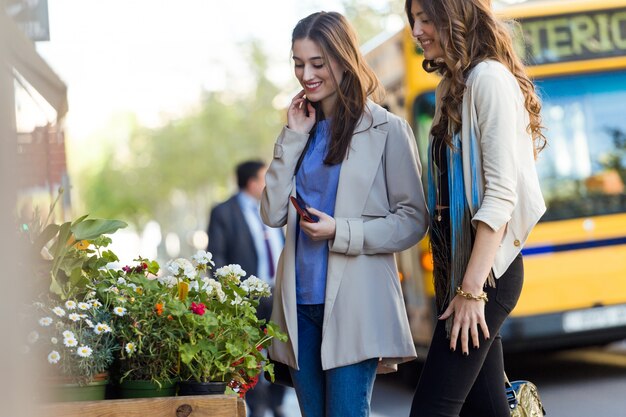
left=494, top=255, right=524, bottom=313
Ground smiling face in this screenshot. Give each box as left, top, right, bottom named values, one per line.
left=409, top=0, right=445, bottom=62
left=292, top=37, right=345, bottom=116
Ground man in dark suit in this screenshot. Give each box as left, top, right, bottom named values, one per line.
left=207, top=160, right=286, bottom=417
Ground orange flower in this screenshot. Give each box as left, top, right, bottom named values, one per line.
left=155, top=303, right=164, bottom=316
left=167, top=314, right=173, bottom=321
left=75, top=240, right=90, bottom=250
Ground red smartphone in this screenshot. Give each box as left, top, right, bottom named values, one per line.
left=290, top=196, right=319, bottom=223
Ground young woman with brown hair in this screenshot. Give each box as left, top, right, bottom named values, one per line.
left=261, top=11, right=428, bottom=417
left=405, top=0, right=547, bottom=415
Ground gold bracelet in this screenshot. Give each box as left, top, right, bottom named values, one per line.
left=455, top=287, right=488, bottom=302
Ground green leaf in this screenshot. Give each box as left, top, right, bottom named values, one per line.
left=71, top=214, right=90, bottom=226
left=34, top=223, right=60, bottom=251
left=71, top=219, right=128, bottom=240
left=180, top=343, right=201, bottom=364
left=147, top=260, right=160, bottom=275
left=49, top=273, right=63, bottom=297
left=102, top=250, right=119, bottom=263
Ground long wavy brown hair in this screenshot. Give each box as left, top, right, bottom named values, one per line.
left=405, top=0, right=546, bottom=155
left=292, top=12, right=384, bottom=164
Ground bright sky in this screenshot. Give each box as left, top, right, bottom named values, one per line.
left=35, top=0, right=394, bottom=140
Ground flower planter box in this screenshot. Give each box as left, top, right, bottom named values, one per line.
left=41, top=395, right=246, bottom=417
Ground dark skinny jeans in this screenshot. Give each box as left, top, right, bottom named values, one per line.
left=409, top=254, right=524, bottom=417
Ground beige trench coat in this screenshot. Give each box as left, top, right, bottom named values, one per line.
left=261, top=101, right=428, bottom=373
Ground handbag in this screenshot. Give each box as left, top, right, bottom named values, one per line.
left=505, top=375, right=546, bottom=417
left=264, top=355, right=293, bottom=388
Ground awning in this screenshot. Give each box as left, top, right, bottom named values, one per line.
left=1, top=11, right=68, bottom=120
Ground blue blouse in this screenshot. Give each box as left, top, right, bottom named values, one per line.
left=295, top=120, right=342, bottom=304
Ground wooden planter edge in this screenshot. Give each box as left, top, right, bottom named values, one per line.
left=40, top=394, right=246, bottom=417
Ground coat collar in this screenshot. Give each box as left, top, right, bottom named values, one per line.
left=354, top=100, right=389, bottom=133
left=334, top=100, right=389, bottom=218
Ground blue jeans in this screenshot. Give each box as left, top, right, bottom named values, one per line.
left=289, top=304, right=378, bottom=417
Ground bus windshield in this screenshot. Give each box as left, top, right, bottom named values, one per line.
left=536, top=71, right=626, bottom=221
left=413, top=70, right=626, bottom=222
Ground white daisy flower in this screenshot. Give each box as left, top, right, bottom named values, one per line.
left=113, top=306, right=127, bottom=317
left=90, top=299, right=103, bottom=308
left=51, top=337, right=58, bottom=344
left=76, top=345, right=93, bottom=358
left=38, top=317, right=53, bottom=327
left=86, top=291, right=96, bottom=299
left=84, top=319, right=94, bottom=328
left=27, top=331, right=39, bottom=344
left=77, top=302, right=90, bottom=310
left=68, top=313, right=81, bottom=322
left=62, top=330, right=75, bottom=339
left=52, top=307, right=66, bottom=317
left=125, top=342, right=136, bottom=354
left=64, top=300, right=77, bottom=310
left=63, top=337, right=78, bottom=348
left=94, top=323, right=112, bottom=334
left=48, top=351, right=61, bottom=364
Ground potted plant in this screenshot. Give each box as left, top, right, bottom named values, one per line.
left=28, top=294, right=117, bottom=402
left=165, top=259, right=287, bottom=396
left=19, top=205, right=126, bottom=402
left=96, top=258, right=181, bottom=398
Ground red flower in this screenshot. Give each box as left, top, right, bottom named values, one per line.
left=231, top=357, right=245, bottom=367
left=190, top=302, right=206, bottom=315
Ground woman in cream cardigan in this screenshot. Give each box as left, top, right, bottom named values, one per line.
left=405, top=0, right=547, bottom=415
left=261, top=11, right=428, bottom=417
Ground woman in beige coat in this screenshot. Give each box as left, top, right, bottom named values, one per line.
left=261, top=11, right=428, bottom=417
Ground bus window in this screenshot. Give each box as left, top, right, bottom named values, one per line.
left=536, top=71, right=626, bottom=221
left=413, top=93, right=436, bottom=175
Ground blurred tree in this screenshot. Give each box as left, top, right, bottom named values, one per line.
left=77, top=40, right=282, bottom=247
left=341, top=0, right=404, bottom=43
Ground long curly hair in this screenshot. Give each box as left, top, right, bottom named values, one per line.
left=292, top=12, right=384, bottom=164
left=405, top=0, right=546, bottom=155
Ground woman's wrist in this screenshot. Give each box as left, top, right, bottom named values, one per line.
left=456, top=287, right=488, bottom=302
left=461, top=280, right=485, bottom=295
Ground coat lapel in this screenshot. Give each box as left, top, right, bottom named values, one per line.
left=334, top=102, right=388, bottom=218
left=324, top=102, right=388, bottom=326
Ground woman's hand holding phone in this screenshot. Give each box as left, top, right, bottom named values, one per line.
left=299, top=206, right=336, bottom=241
left=290, top=196, right=335, bottom=240
left=287, top=90, right=315, bottom=134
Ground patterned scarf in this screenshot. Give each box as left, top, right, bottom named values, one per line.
left=428, top=132, right=491, bottom=334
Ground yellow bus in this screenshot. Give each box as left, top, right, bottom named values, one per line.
left=366, top=0, right=626, bottom=355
